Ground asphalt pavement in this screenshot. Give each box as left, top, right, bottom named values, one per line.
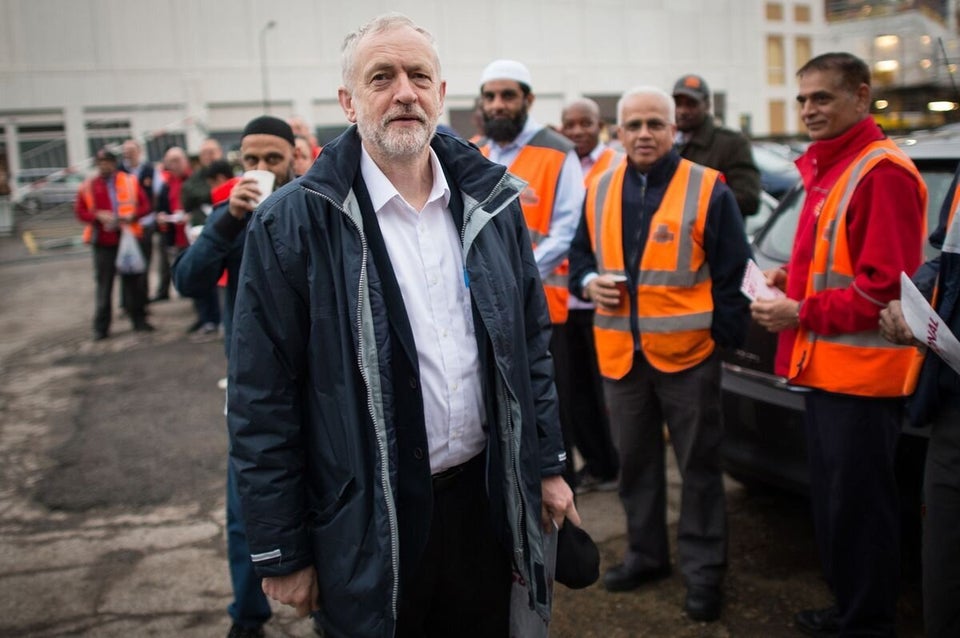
left=0, top=209, right=924, bottom=637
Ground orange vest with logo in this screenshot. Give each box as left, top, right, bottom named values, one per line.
left=586, top=158, right=718, bottom=378
left=81, top=171, right=143, bottom=243
left=789, top=139, right=927, bottom=397
left=481, top=130, right=571, bottom=323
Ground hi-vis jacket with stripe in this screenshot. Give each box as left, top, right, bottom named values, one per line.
left=77, top=171, right=145, bottom=245
left=789, top=138, right=928, bottom=397
left=586, top=157, right=722, bottom=377
left=481, top=129, right=574, bottom=324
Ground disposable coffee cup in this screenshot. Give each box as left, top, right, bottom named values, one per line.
left=608, top=274, right=628, bottom=306
left=243, top=170, right=276, bottom=207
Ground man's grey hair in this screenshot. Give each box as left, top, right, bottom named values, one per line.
left=616, top=86, right=676, bottom=125
left=341, top=13, right=441, bottom=91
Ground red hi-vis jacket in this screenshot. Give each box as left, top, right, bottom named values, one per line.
left=481, top=130, right=571, bottom=324
left=76, top=171, right=147, bottom=245
left=586, top=158, right=719, bottom=378
left=789, top=138, right=927, bottom=397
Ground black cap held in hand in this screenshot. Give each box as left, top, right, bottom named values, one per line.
left=555, top=519, right=600, bottom=589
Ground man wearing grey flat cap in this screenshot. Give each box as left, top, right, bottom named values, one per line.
left=476, top=59, right=585, bottom=490
left=673, top=74, right=760, bottom=218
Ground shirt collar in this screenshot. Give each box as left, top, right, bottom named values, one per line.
left=360, top=144, right=451, bottom=213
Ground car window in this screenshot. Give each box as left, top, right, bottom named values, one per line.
left=753, top=158, right=960, bottom=265
left=754, top=187, right=804, bottom=264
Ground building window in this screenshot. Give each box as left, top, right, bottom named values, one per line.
left=769, top=100, right=786, bottom=135
left=794, top=4, right=811, bottom=22
left=767, top=35, right=786, bottom=85
left=765, top=2, right=783, bottom=21
left=795, top=36, right=812, bottom=71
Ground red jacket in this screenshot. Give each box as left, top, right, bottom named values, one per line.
left=75, top=171, right=151, bottom=247
left=775, top=117, right=926, bottom=376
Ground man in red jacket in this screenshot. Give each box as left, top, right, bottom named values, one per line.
left=75, top=148, right=154, bottom=339
left=751, top=52, right=926, bottom=637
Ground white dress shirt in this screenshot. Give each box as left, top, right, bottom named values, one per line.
left=360, top=147, right=486, bottom=474
left=485, top=117, right=585, bottom=281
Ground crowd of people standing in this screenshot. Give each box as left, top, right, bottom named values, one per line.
left=72, top=13, right=959, bottom=637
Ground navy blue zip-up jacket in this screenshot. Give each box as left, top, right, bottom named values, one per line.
left=909, top=167, right=960, bottom=425
left=568, top=149, right=751, bottom=352
left=172, top=205, right=248, bottom=358
left=227, top=127, right=565, bottom=638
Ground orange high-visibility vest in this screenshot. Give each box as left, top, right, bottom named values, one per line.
left=81, top=171, right=143, bottom=244
left=789, top=139, right=927, bottom=397
left=586, top=158, right=718, bottom=378
left=481, top=129, right=571, bottom=323
left=584, top=147, right=624, bottom=188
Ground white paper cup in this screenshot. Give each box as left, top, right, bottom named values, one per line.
left=243, top=170, right=276, bottom=207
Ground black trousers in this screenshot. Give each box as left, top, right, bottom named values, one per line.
left=395, top=454, right=511, bottom=638
left=93, top=244, right=146, bottom=335
left=804, top=390, right=901, bottom=637
left=923, top=405, right=960, bottom=638
left=563, top=309, right=619, bottom=481
left=604, top=352, right=727, bottom=587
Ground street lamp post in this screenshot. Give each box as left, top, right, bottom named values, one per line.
left=259, top=20, right=276, bottom=114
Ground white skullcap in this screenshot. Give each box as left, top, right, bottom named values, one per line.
left=480, top=59, right=532, bottom=88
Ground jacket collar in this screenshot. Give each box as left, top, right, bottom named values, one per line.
left=682, top=117, right=716, bottom=150
left=796, top=116, right=885, bottom=188
left=300, top=125, right=510, bottom=211
left=628, top=149, right=681, bottom=187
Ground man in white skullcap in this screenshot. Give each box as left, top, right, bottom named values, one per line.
left=476, top=60, right=586, bottom=493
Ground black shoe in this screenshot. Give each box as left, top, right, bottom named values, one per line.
left=133, top=321, right=155, bottom=332
left=684, top=585, right=722, bottom=622
left=602, top=563, right=671, bottom=592
left=794, top=606, right=840, bottom=637
left=93, top=331, right=109, bottom=341
left=226, top=624, right=264, bottom=638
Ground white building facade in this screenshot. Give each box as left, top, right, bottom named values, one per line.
left=1, top=0, right=827, bottom=180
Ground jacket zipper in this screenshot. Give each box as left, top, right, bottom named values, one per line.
left=305, top=188, right=400, bottom=620
left=460, top=173, right=529, bottom=590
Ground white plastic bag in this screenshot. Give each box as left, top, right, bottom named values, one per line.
left=115, top=227, right=146, bottom=275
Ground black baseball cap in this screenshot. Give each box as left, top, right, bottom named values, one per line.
left=673, top=74, right=710, bottom=103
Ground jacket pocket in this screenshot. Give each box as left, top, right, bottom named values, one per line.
left=308, top=475, right=355, bottom=526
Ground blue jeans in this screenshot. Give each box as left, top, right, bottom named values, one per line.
left=226, top=459, right=272, bottom=628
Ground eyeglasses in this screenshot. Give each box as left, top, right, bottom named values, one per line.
left=620, top=119, right=669, bottom=133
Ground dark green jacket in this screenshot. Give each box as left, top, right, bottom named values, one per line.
left=677, top=117, right=761, bottom=217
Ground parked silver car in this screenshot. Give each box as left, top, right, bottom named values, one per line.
left=14, top=168, right=86, bottom=214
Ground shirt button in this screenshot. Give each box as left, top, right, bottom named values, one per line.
left=413, top=447, right=424, bottom=460
left=409, top=377, right=418, bottom=389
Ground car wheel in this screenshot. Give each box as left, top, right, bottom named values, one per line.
left=17, top=196, right=41, bottom=215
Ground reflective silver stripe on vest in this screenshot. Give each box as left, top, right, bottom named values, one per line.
left=637, top=266, right=711, bottom=287
left=944, top=192, right=960, bottom=254
left=591, top=170, right=615, bottom=260
left=677, top=164, right=705, bottom=273
left=818, top=330, right=910, bottom=349
left=637, top=311, right=712, bottom=333
left=812, top=272, right=854, bottom=291
left=543, top=272, right=569, bottom=287
left=820, top=146, right=898, bottom=290
left=594, top=313, right=631, bottom=331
